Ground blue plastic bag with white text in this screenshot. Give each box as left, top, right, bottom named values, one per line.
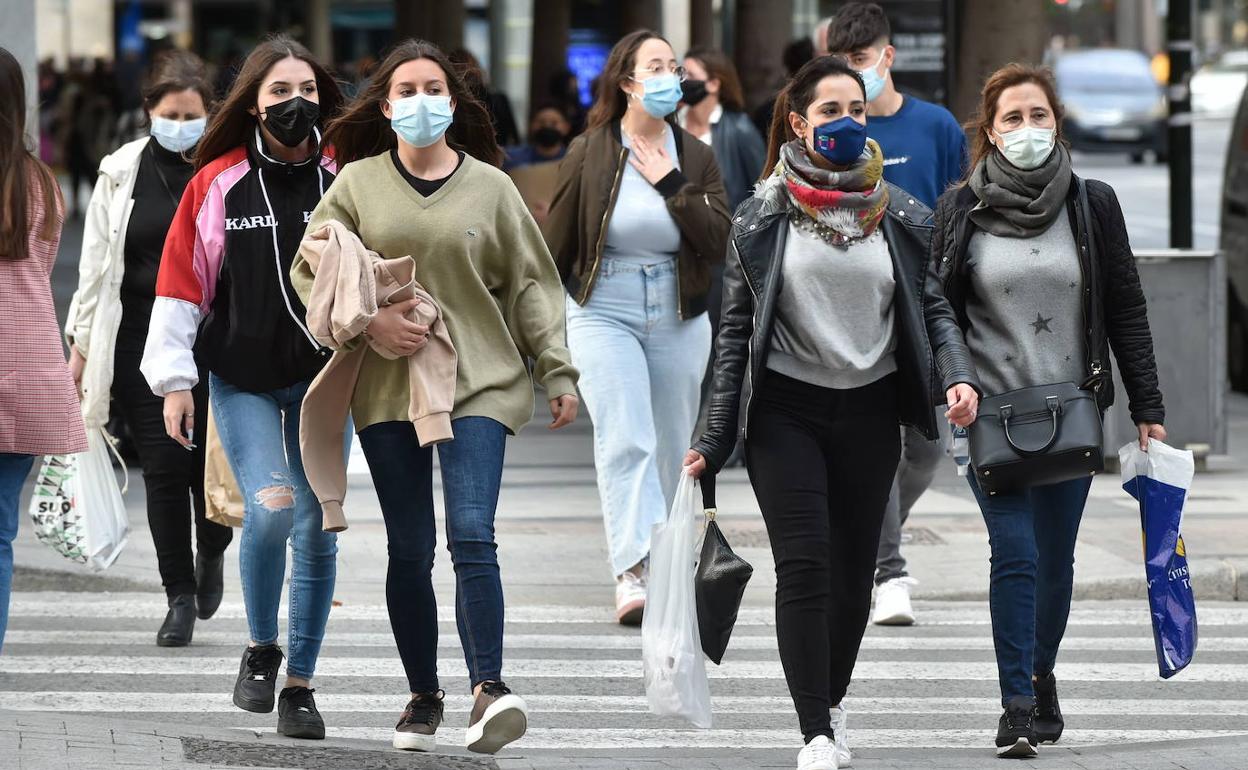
left=1118, top=439, right=1197, bottom=678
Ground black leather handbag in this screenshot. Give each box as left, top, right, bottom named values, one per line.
left=968, top=381, right=1104, bottom=496
left=694, top=474, right=753, bottom=665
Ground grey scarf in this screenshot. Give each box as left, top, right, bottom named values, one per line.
left=968, top=143, right=1073, bottom=238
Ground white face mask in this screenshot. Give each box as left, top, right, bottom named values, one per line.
left=992, top=125, right=1056, bottom=170
left=150, top=117, right=206, bottom=153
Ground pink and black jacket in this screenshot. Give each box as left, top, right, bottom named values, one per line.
left=141, top=129, right=337, bottom=395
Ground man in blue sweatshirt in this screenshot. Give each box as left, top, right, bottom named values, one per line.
left=826, top=2, right=968, bottom=626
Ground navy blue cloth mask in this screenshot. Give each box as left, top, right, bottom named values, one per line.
left=811, top=116, right=867, bottom=166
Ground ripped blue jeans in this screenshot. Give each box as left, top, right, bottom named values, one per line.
left=209, top=373, right=338, bottom=680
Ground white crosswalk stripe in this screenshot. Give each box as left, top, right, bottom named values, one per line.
left=4, top=592, right=1247, bottom=753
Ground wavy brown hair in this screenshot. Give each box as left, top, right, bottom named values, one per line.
left=142, top=49, right=216, bottom=117
left=0, top=47, right=61, bottom=261
left=325, top=39, right=503, bottom=168
left=586, top=29, right=672, bottom=131
left=965, top=62, right=1066, bottom=180
left=685, top=47, right=746, bottom=112
left=762, top=55, right=865, bottom=181
left=193, top=34, right=343, bottom=169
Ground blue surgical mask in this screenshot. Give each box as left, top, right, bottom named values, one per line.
left=993, top=126, right=1056, bottom=170
left=635, top=73, right=682, bottom=119
left=389, top=94, right=454, bottom=148
left=810, top=116, right=868, bottom=166
left=149, top=117, right=206, bottom=153
left=856, top=49, right=889, bottom=102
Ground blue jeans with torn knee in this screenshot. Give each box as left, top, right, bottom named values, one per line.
left=209, top=373, right=338, bottom=680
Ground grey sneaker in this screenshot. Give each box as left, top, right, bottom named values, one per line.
left=465, top=681, right=528, bottom=754
left=393, top=690, right=444, bottom=752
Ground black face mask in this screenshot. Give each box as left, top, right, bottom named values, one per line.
left=533, top=126, right=566, bottom=148
left=260, top=95, right=320, bottom=148
left=681, top=79, right=709, bottom=106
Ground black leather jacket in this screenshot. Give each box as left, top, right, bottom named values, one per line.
left=928, top=176, right=1164, bottom=426
left=692, top=180, right=975, bottom=472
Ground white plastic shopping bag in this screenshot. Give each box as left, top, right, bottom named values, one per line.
left=28, top=427, right=130, bottom=570
left=1119, top=439, right=1198, bottom=677
left=641, top=470, right=713, bottom=728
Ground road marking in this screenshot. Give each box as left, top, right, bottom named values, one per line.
left=3, top=657, right=1244, bottom=682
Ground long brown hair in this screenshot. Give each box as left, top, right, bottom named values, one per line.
left=0, top=47, right=60, bottom=262
left=194, top=34, right=343, bottom=169
left=965, top=62, right=1066, bottom=180
left=685, top=47, right=746, bottom=113
left=761, top=56, right=865, bottom=181
left=324, top=39, right=503, bottom=167
left=142, top=49, right=216, bottom=118
left=586, top=29, right=671, bottom=131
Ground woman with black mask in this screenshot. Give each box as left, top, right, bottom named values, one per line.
left=142, top=35, right=344, bottom=741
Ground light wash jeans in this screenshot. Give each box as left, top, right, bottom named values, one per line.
left=566, top=259, right=711, bottom=577
left=209, top=373, right=338, bottom=680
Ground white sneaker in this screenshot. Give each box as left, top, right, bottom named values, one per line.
left=615, top=571, right=646, bottom=626
left=797, top=735, right=839, bottom=770
left=829, top=703, right=852, bottom=767
left=872, top=576, right=918, bottom=626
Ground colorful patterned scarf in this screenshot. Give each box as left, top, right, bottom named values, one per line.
left=776, top=138, right=889, bottom=246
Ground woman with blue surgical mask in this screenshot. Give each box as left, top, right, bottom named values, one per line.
left=306, top=39, right=578, bottom=755
left=66, top=50, right=231, bottom=650
left=543, top=30, right=730, bottom=626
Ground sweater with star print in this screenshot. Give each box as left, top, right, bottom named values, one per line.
left=963, top=214, right=1085, bottom=396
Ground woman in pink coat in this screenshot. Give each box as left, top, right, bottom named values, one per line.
left=0, top=47, right=88, bottom=652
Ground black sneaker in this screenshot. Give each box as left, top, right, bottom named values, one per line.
left=277, top=686, right=325, bottom=740
left=1034, top=672, right=1064, bottom=744
left=232, top=644, right=284, bottom=713
left=996, top=696, right=1038, bottom=758
left=393, top=690, right=444, bottom=752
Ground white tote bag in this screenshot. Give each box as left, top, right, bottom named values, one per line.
left=27, top=427, right=130, bottom=570
left=641, top=470, right=713, bottom=728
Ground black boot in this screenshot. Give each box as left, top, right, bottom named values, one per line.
left=1034, top=672, right=1065, bottom=744
left=156, top=594, right=197, bottom=647
left=195, top=550, right=225, bottom=620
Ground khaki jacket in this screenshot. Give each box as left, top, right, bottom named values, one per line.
left=297, top=221, right=457, bottom=531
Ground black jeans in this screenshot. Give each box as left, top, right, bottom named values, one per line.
left=746, top=370, right=901, bottom=743
left=112, top=342, right=231, bottom=598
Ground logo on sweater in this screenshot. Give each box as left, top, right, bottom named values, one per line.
left=225, top=215, right=277, bottom=230
left=883, top=156, right=910, bottom=167
left=466, top=227, right=479, bottom=238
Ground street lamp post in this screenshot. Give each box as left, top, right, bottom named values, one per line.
left=1168, top=0, right=1194, bottom=249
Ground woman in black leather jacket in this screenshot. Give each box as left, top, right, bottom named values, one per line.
left=684, top=57, right=975, bottom=770
left=924, top=64, right=1165, bottom=759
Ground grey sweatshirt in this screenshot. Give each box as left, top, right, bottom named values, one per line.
left=964, top=213, right=1086, bottom=396
left=768, top=223, right=898, bottom=390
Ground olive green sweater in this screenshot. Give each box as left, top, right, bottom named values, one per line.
left=292, top=152, right=578, bottom=434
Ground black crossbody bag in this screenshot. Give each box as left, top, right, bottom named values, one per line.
left=968, top=180, right=1106, bottom=496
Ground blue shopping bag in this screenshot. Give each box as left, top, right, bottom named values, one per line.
left=1118, top=439, right=1197, bottom=678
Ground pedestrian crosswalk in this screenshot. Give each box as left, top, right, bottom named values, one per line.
left=3, top=592, right=1248, bottom=754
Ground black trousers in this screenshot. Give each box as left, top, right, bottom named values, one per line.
left=746, top=370, right=901, bottom=743
left=112, top=341, right=232, bottom=598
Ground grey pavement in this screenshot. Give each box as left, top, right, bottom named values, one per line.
left=5, top=114, right=1246, bottom=768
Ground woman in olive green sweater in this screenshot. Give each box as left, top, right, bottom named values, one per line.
left=291, top=39, right=579, bottom=757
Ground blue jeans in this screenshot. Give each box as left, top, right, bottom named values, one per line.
left=210, top=373, right=338, bottom=680
left=357, top=417, right=507, bottom=692
left=968, top=474, right=1093, bottom=704
left=565, top=259, right=712, bottom=576
left=0, top=454, right=36, bottom=654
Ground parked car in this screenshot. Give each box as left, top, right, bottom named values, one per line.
left=1056, top=48, right=1168, bottom=164
left=1192, top=50, right=1248, bottom=119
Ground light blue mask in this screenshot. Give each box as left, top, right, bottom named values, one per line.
left=636, top=73, right=682, bottom=119
left=149, top=117, right=206, bottom=153
left=857, top=49, right=889, bottom=103
left=389, top=94, right=454, bottom=148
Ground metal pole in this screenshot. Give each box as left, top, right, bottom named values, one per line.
left=1167, top=0, right=1194, bottom=249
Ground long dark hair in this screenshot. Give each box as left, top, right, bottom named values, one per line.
left=142, top=49, right=216, bottom=119
left=965, top=62, right=1066, bottom=181
left=325, top=39, right=503, bottom=167
left=762, top=56, right=866, bottom=181
left=194, top=34, right=344, bottom=169
left=586, top=29, right=671, bottom=131
left=0, top=47, right=60, bottom=262
left=685, top=47, right=746, bottom=113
